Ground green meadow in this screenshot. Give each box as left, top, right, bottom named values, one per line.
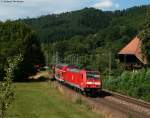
left=8, top=82, right=103, bottom=118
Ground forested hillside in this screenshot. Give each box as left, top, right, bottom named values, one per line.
left=22, top=8, right=111, bottom=42
left=22, top=6, right=148, bottom=43
left=21, top=5, right=150, bottom=74
left=1, top=5, right=149, bottom=78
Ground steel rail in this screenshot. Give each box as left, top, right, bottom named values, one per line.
left=103, top=89, right=150, bottom=109
left=54, top=81, right=150, bottom=118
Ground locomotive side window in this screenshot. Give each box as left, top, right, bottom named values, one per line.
left=86, top=72, right=100, bottom=79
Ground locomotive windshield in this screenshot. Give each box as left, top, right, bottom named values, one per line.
left=86, top=72, right=100, bottom=79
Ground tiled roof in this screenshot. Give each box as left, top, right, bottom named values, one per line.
left=119, top=37, right=147, bottom=64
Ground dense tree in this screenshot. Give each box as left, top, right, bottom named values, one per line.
left=138, top=6, right=150, bottom=63
left=22, top=5, right=148, bottom=43
left=0, top=21, right=45, bottom=81
left=22, top=8, right=110, bottom=42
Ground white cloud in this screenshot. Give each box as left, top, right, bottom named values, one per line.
left=0, top=0, right=86, bottom=21
left=93, top=0, right=120, bottom=10
left=93, top=0, right=113, bottom=9
left=0, top=0, right=121, bottom=21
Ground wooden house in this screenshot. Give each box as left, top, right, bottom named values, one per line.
left=118, top=36, right=147, bottom=69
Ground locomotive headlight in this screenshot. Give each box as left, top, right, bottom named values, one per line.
left=94, top=82, right=100, bottom=85
left=86, top=82, right=93, bottom=84
left=86, top=82, right=100, bottom=85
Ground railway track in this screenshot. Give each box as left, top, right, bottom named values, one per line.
left=94, top=90, right=150, bottom=118
left=53, top=81, right=150, bottom=118
left=91, top=98, right=146, bottom=118
left=103, top=89, right=150, bottom=110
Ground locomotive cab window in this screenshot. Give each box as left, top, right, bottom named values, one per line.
left=86, top=72, right=100, bottom=79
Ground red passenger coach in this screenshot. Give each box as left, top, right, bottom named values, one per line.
left=54, top=64, right=102, bottom=96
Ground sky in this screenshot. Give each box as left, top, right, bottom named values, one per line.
left=0, top=0, right=149, bottom=21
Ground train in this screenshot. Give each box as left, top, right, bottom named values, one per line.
left=53, top=64, right=102, bottom=96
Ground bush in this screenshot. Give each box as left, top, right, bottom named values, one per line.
left=0, top=54, right=22, bottom=118
left=104, top=69, right=150, bottom=101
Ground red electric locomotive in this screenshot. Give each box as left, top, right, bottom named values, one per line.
left=54, top=64, right=102, bottom=96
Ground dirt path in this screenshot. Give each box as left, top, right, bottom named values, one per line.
left=29, top=71, right=50, bottom=79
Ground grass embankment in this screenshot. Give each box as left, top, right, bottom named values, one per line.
left=8, top=81, right=103, bottom=118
